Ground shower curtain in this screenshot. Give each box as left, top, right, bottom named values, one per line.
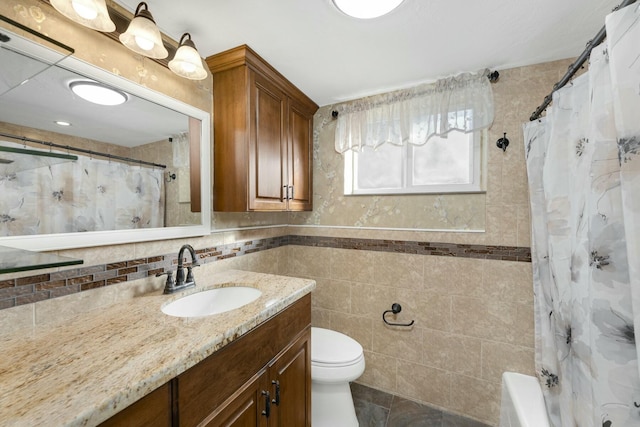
left=523, top=4, right=640, bottom=426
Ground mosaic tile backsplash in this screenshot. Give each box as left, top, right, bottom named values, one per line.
left=0, top=235, right=530, bottom=310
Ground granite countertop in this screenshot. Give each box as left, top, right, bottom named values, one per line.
left=0, top=269, right=315, bottom=426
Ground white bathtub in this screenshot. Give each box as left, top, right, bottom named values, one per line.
left=499, top=372, right=550, bottom=427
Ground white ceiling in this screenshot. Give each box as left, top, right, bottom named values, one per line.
left=120, top=0, right=620, bottom=107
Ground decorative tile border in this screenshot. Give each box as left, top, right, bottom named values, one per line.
left=288, top=235, right=531, bottom=261
left=0, top=235, right=530, bottom=310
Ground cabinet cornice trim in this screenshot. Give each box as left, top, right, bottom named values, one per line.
left=206, top=44, right=318, bottom=113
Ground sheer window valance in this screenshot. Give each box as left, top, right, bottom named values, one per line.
left=334, top=69, right=495, bottom=153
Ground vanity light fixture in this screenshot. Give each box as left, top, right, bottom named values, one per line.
left=69, top=81, right=128, bottom=106
left=119, top=2, right=168, bottom=59
left=333, top=0, right=404, bottom=19
left=168, top=33, right=208, bottom=81
left=50, top=0, right=116, bottom=32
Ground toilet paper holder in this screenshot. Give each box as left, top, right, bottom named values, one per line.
left=382, top=303, right=415, bottom=327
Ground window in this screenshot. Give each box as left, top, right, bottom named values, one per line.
left=344, top=129, right=485, bottom=195
left=335, top=70, right=493, bottom=195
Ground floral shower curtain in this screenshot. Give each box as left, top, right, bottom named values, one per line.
left=0, top=141, right=165, bottom=235
left=523, top=4, right=640, bottom=426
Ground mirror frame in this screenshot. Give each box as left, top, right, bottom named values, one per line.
left=0, top=53, right=211, bottom=251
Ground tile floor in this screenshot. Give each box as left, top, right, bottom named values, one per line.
left=351, top=383, right=492, bottom=427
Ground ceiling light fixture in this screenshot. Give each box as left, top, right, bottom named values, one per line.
left=50, top=0, right=116, bottom=32
left=168, top=33, right=208, bottom=81
left=54, top=120, right=72, bottom=126
left=69, top=81, right=128, bottom=106
left=333, top=0, right=404, bottom=19
left=119, top=2, right=168, bottom=59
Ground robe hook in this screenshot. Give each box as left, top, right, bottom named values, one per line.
left=496, top=132, right=509, bottom=152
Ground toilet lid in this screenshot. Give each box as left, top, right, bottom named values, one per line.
left=311, top=327, right=363, bottom=366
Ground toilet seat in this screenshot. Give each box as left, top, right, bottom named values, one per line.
left=312, top=354, right=364, bottom=368
left=311, top=327, right=364, bottom=367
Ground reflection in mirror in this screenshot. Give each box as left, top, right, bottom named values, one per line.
left=0, top=15, right=74, bottom=97
left=0, top=24, right=210, bottom=251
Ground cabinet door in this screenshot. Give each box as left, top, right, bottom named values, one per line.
left=199, top=370, right=269, bottom=427
left=249, top=71, right=288, bottom=211
left=268, top=328, right=311, bottom=427
left=287, top=100, right=313, bottom=211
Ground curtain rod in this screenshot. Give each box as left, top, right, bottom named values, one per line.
left=0, top=131, right=167, bottom=169
left=529, top=0, right=638, bottom=121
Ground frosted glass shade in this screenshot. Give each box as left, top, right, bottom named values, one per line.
left=69, top=81, right=128, bottom=106
left=50, top=0, right=115, bottom=32
left=333, top=0, right=404, bottom=19
left=118, top=2, right=168, bottom=59
left=169, top=34, right=208, bottom=80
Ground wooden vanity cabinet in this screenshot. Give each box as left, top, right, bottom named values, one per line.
left=177, top=294, right=311, bottom=427
left=199, top=330, right=311, bottom=427
left=206, top=45, right=318, bottom=212
left=100, top=294, right=311, bottom=427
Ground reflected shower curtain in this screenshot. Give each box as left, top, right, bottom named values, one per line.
left=523, top=4, right=640, bottom=426
left=0, top=142, right=165, bottom=235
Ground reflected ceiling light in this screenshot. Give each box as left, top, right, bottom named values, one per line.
left=168, top=33, right=208, bottom=81
left=119, top=2, right=168, bottom=59
left=50, top=0, right=116, bottom=32
left=333, top=0, right=404, bottom=19
left=54, top=121, right=72, bottom=126
left=69, top=81, right=128, bottom=106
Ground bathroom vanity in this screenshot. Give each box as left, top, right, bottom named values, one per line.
left=103, top=295, right=311, bottom=427
left=179, top=296, right=309, bottom=426
left=0, top=270, right=315, bottom=426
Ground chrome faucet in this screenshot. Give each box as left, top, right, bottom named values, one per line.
left=156, top=244, right=199, bottom=294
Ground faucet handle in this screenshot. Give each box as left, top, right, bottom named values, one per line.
left=185, top=266, right=197, bottom=285
left=156, top=271, right=175, bottom=289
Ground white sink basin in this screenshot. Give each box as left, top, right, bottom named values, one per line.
left=162, top=286, right=262, bottom=318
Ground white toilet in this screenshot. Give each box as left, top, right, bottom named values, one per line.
left=311, top=327, right=365, bottom=427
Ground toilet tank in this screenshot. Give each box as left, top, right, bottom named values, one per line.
left=499, top=372, right=550, bottom=427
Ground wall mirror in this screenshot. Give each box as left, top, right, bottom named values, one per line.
left=0, top=23, right=211, bottom=251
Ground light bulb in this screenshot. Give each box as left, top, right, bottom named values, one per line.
left=71, top=0, right=98, bottom=20
left=135, top=35, right=155, bottom=51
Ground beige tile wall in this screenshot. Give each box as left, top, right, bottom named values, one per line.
left=284, top=245, right=533, bottom=425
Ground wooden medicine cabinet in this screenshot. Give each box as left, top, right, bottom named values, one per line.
left=206, top=45, right=318, bottom=212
